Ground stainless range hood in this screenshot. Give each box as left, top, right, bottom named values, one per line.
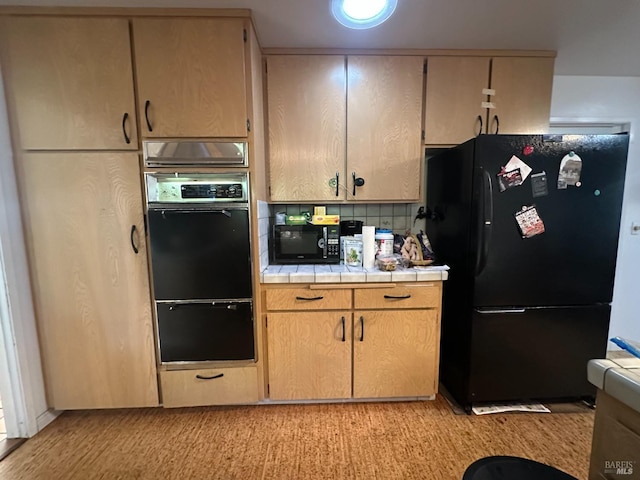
left=143, top=141, right=247, bottom=167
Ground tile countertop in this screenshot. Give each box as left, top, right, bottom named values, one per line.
left=588, top=353, right=640, bottom=414
left=260, top=264, right=449, bottom=284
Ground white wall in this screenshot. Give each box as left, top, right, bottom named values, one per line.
left=551, top=75, right=640, bottom=343
left=0, top=67, right=52, bottom=437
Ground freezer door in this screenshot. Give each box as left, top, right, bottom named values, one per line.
left=467, top=304, right=610, bottom=404
left=472, top=134, right=628, bottom=307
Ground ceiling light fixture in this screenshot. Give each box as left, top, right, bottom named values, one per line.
left=331, top=0, right=398, bottom=30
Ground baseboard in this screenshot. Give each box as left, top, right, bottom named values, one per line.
left=0, top=438, right=26, bottom=461
left=259, top=395, right=436, bottom=405
left=36, top=408, right=60, bottom=433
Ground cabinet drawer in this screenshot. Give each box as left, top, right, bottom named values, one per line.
left=160, top=366, right=258, bottom=408
left=354, top=283, right=441, bottom=309
left=265, top=287, right=352, bottom=311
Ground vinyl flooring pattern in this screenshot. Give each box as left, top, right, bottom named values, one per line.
left=0, top=394, right=594, bottom=480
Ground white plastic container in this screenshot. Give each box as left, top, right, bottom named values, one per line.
left=375, top=230, right=394, bottom=257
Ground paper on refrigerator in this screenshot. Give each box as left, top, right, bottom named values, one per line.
left=504, top=155, right=532, bottom=181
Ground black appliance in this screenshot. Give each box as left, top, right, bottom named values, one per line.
left=272, top=224, right=340, bottom=264
left=425, top=134, right=629, bottom=411
left=340, top=219, right=363, bottom=236
left=339, top=220, right=363, bottom=262
left=145, top=161, right=255, bottom=364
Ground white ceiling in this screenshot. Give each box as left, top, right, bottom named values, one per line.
left=2, top=0, right=640, bottom=76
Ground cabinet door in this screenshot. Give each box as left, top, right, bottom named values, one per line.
left=347, top=56, right=423, bottom=201
left=133, top=18, right=247, bottom=138
left=267, top=312, right=351, bottom=400
left=20, top=152, right=159, bottom=409
left=266, top=55, right=346, bottom=201
left=424, top=57, right=490, bottom=146
left=488, top=57, right=554, bottom=135
left=353, top=310, right=439, bottom=398
left=0, top=17, right=137, bottom=150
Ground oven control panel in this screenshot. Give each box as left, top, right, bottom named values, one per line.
left=146, top=173, right=248, bottom=203
left=181, top=183, right=243, bottom=199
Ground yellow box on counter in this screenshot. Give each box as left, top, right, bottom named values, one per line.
left=311, top=214, right=340, bottom=225
left=314, top=206, right=326, bottom=216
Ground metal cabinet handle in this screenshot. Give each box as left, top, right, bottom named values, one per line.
left=383, top=294, right=411, bottom=299
left=122, top=112, right=131, bottom=144
left=476, top=115, right=483, bottom=136
left=352, top=172, right=365, bottom=196
left=359, top=316, right=364, bottom=342
left=295, top=296, right=324, bottom=301
left=493, top=115, right=499, bottom=134
left=335, top=172, right=339, bottom=197
left=144, top=100, right=153, bottom=132
left=195, top=373, right=224, bottom=380
left=130, top=225, right=139, bottom=254
left=341, top=316, right=345, bottom=342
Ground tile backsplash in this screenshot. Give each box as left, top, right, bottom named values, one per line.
left=271, top=203, right=423, bottom=234
left=256, top=202, right=425, bottom=270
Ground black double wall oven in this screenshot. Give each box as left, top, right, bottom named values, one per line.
left=144, top=141, right=255, bottom=365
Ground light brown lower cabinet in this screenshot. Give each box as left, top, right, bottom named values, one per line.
left=264, top=283, right=442, bottom=401
left=160, top=367, right=259, bottom=408
left=20, top=152, right=158, bottom=409
left=267, top=312, right=352, bottom=400
left=353, top=309, right=439, bottom=398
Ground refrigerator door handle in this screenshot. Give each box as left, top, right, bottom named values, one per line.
left=475, top=168, right=494, bottom=276
left=475, top=308, right=526, bottom=314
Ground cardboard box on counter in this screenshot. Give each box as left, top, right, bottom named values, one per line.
left=285, top=215, right=308, bottom=225
left=311, top=215, right=340, bottom=225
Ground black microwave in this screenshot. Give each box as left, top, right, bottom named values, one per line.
left=272, top=224, right=340, bottom=264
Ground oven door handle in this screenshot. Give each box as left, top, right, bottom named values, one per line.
left=147, top=203, right=248, bottom=213
left=152, top=208, right=242, bottom=220
left=166, top=301, right=251, bottom=311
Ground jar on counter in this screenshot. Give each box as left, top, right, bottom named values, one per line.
left=375, top=229, right=394, bottom=257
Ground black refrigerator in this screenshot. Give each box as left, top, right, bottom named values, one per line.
left=425, top=134, right=629, bottom=412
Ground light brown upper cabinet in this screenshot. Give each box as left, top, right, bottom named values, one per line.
left=266, top=55, right=347, bottom=202
left=133, top=17, right=248, bottom=138
left=0, top=17, right=138, bottom=150
left=424, top=56, right=555, bottom=146
left=487, top=57, right=555, bottom=136
left=423, top=57, right=490, bottom=146
left=266, top=55, right=423, bottom=202
left=347, top=56, right=423, bottom=202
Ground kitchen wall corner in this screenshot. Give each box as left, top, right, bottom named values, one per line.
left=256, top=200, right=270, bottom=271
